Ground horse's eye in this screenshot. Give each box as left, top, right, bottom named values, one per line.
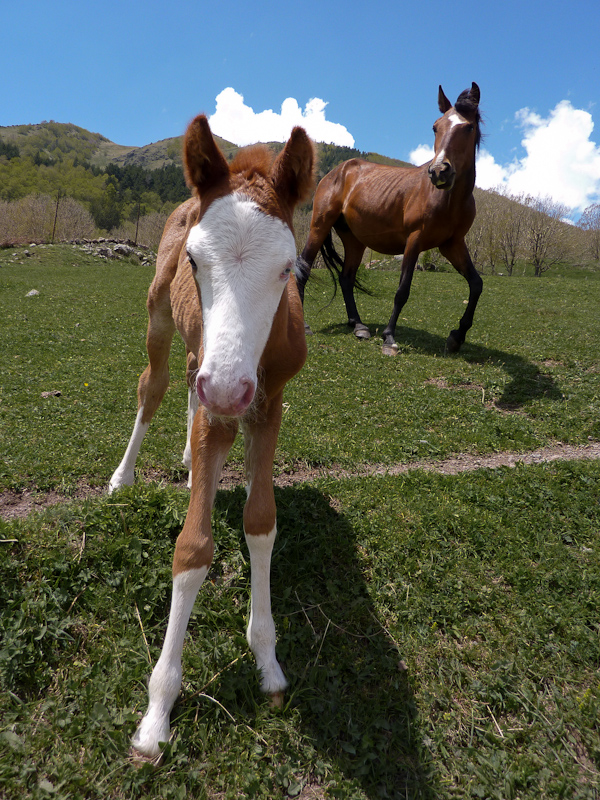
left=467, top=124, right=474, bottom=132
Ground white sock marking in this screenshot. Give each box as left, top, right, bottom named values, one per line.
left=132, top=567, right=208, bottom=757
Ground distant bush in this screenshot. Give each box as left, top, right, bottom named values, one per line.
left=0, top=194, right=95, bottom=244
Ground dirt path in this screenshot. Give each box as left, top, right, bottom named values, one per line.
left=2, top=441, right=600, bottom=521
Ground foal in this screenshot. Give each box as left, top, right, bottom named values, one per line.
left=109, top=116, right=314, bottom=758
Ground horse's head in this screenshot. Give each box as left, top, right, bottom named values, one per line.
left=428, top=82, right=481, bottom=190
left=183, top=116, right=314, bottom=418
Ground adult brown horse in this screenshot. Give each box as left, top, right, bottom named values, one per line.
left=110, top=116, right=315, bottom=759
left=296, top=82, right=483, bottom=356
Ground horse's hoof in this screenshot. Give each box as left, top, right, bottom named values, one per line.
left=445, top=332, right=462, bottom=354
left=268, top=691, right=285, bottom=709
left=304, top=322, right=313, bottom=335
left=353, top=324, right=371, bottom=340
left=382, top=342, right=399, bottom=356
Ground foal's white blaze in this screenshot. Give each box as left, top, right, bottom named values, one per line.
left=187, top=195, right=296, bottom=417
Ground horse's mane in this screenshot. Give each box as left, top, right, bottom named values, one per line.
left=455, top=90, right=483, bottom=150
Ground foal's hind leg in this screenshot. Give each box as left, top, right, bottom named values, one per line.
left=109, top=295, right=176, bottom=492
left=183, top=349, right=200, bottom=487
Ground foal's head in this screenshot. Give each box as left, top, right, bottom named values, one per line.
left=428, top=82, right=481, bottom=190
left=183, top=116, right=314, bottom=418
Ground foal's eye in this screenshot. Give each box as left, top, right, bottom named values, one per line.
left=280, top=263, right=293, bottom=281
left=187, top=253, right=197, bottom=271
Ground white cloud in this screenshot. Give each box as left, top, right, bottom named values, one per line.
left=409, top=144, right=434, bottom=165
left=409, top=100, right=600, bottom=215
left=208, top=88, right=355, bottom=147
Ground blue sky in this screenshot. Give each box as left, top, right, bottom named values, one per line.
left=3, top=0, right=599, bottom=216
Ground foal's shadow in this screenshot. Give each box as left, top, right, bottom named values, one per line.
left=316, top=322, right=562, bottom=409
left=212, top=483, right=438, bottom=798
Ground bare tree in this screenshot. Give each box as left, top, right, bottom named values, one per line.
left=579, top=203, right=600, bottom=262
left=521, top=195, right=571, bottom=276
left=495, top=190, right=527, bottom=275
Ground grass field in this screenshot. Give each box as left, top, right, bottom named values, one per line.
left=1, top=245, right=599, bottom=799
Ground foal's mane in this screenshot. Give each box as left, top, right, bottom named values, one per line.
left=230, top=144, right=275, bottom=178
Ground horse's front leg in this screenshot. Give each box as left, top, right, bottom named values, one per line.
left=439, top=239, right=483, bottom=353
left=242, top=393, right=287, bottom=705
left=131, top=411, right=238, bottom=760
left=380, top=239, right=420, bottom=356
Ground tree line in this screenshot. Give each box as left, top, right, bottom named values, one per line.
left=1, top=123, right=598, bottom=271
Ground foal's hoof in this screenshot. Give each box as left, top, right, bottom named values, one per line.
left=128, top=747, right=164, bottom=768
left=382, top=342, right=399, bottom=357
left=268, top=691, right=285, bottom=709
left=353, top=324, right=371, bottom=340
left=445, top=331, right=463, bottom=354
left=304, top=321, right=313, bottom=336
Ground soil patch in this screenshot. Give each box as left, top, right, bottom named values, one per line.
left=2, top=441, right=599, bottom=521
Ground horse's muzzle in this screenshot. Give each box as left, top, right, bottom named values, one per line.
left=428, top=162, right=456, bottom=190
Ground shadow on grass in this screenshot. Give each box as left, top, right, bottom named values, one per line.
left=314, top=322, right=563, bottom=409
left=210, top=483, right=438, bottom=799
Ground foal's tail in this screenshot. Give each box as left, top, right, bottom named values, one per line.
left=319, top=232, right=371, bottom=296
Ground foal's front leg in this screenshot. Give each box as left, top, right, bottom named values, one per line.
left=131, top=413, right=237, bottom=759
left=242, top=394, right=288, bottom=705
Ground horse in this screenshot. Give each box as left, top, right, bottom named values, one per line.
left=296, top=82, right=483, bottom=356
left=109, top=115, right=315, bottom=760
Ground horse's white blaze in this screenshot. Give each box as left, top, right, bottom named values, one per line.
left=187, top=195, right=296, bottom=416
left=245, top=527, right=287, bottom=694
left=132, top=567, right=208, bottom=758
left=448, top=112, right=465, bottom=127
left=109, top=407, right=150, bottom=492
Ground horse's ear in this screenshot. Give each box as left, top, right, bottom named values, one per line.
left=270, top=127, right=316, bottom=208
left=469, top=82, right=481, bottom=106
left=438, top=86, right=452, bottom=114
left=183, top=115, right=230, bottom=194
left=456, top=82, right=481, bottom=110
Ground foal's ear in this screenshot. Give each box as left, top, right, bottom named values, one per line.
left=183, top=115, right=230, bottom=194
left=270, top=127, right=316, bottom=209
left=438, top=86, right=452, bottom=114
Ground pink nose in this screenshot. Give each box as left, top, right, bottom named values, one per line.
left=196, top=374, right=255, bottom=417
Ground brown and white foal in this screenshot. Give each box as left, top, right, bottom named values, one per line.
left=109, top=116, right=314, bottom=759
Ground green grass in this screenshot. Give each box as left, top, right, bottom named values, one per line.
left=1, top=246, right=600, bottom=798
left=2, top=248, right=600, bottom=491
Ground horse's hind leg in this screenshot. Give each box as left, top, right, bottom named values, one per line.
left=439, top=239, right=483, bottom=353
left=336, top=231, right=368, bottom=339
left=109, top=290, right=176, bottom=492
left=380, top=238, right=420, bottom=355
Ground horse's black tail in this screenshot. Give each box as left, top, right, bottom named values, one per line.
left=319, top=231, right=372, bottom=296
left=319, top=231, right=344, bottom=299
